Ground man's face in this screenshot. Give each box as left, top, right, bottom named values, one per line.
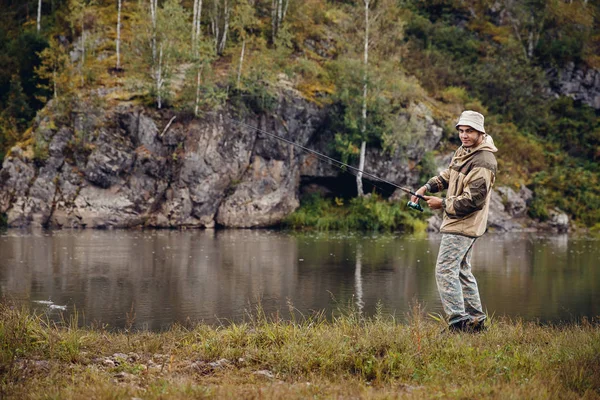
left=457, top=125, right=483, bottom=148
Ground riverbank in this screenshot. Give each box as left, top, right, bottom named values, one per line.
left=1, top=304, right=598, bottom=399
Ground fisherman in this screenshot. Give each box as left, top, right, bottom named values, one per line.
left=411, top=110, right=497, bottom=332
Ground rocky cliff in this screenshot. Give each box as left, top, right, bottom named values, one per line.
left=0, top=91, right=447, bottom=229
left=548, top=62, right=600, bottom=110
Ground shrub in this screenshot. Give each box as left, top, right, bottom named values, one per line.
left=529, top=164, right=600, bottom=226
left=284, top=193, right=427, bottom=233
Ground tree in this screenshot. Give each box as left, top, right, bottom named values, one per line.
left=231, top=0, right=257, bottom=88
left=3, top=75, right=32, bottom=130
left=329, top=0, right=412, bottom=196
left=36, top=37, right=71, bottom=101
left=271, top=0, right=289, bottom=43
left=37, top=0, right=42, bottom=33
left=209, top=0, right=232, bottom=55
left=116, top=0, right=123, bottom=70
left=191, top=0, right=203, bottom=56
left=129, top=0, right=190, bottom=108
left=68, top=0, right=97, bottom=87
left=356, top=0, right=370, bottom=197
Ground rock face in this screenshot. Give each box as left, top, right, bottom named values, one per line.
left=548, top=62, right=600, bottom=110
left=0, top=92, right=444, bottom=229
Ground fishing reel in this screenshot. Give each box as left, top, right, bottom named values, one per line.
left=407, top=200, right=424, bottom=212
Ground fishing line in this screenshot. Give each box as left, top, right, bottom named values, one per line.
left=221, top=116, right=426, bottom=211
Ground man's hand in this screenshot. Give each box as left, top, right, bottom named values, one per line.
left=423, top=195, right=443, bottom=210
left=410, top=186, right=427, bottom=203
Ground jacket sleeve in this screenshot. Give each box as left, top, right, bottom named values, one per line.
left=443, top=167, right=495, bottom=217
left=425, top=168, right=451, bottom=193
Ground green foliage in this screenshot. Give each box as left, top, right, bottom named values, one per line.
left=0, top=30, right=50, bottom=112
left=3, top=76, right=34, bottom=130
left=231, top=75, right=278, bottom=116
left=284, top=193, right=427, bottom=233
left=416, top=151, right=438, bottom=185
left=405, top=9, right=549, bottom=133
left=35, top=37, right=74, bottom=103
left=33, top=136, right=50, bottom=164
left=541, top=97, right=600, bottom=161
left=127, top=0, right=192, bottom=109
left=529, top=163, right=600, bottom=226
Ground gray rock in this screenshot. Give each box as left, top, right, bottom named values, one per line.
left=548, top=62, right=600, bottom=110
left=496, top=186, right=527, bottom=218
left=547, top=208, right=570, bottom=232
left=253, top=370, right=275, bottom=379
left=426, top=213, right=442, bottom=232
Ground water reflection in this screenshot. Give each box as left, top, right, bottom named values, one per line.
left=0, top=229, right=598, bottom=330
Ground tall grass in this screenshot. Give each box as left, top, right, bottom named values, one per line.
left=1, top=301, right=599, bottom=399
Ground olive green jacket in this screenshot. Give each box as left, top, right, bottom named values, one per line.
left=426, top=135, right=498, bottom=237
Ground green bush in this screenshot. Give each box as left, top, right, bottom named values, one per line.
left=284, top=193, right=427, bottom=233
left=529, top=164, right=600, bottom=226
left=33, top=137, right=49, bottom=164
left=540, top=97, right=600, bottom=162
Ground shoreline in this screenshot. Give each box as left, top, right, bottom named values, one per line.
left=1, top=304, right=598, bottom=399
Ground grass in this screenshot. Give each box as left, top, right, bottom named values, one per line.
left=1, top=302, right=599, bottom=399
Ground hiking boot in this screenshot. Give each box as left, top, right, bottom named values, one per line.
left=447, top=319, right=469, bottom=332
left=468, top=319, right=488, bottom=333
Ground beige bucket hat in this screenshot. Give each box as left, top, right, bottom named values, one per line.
left=455, top=110, right=486, bottom=134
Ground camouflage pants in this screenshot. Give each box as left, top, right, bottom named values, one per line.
left=435, top=234, right=486, bottom=325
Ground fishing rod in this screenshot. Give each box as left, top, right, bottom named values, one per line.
left=223, top=116, right=426, bottom=212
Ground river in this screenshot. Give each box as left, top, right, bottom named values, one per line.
left=0, top=229, right=598, bottom=330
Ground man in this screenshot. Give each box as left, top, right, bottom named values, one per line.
left=411, top=110, right=497, bottom=332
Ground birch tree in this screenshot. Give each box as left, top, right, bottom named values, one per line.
left=37, top=0, right=42, bottom=33
left=36, top=37, right=75, bottom=102
left=329, top=0, right=408, bottom=198
left=231, top=0, right=256, bottom=88
left=356, top=0, right=370, bottom=197
left=153, top=0, right=190, bottom=108
left=116, top=0, right=122, bottom=70
left=209, top=0, right=231, bottom=55
left=271, top=0, right=289, bottom=43
left=150, top=0, right=158, bottom=63
left=191, top=0, right=203, bottom=55
left=500, top=0, right=549, bottom=60
left=68, top=0, right=91, bottom=87
left=129, top=0, right=190, bottom=108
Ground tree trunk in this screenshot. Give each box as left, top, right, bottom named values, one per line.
left=192, top=0, right=203, bottom=53
left=156, top=43, right=163, bottom=109
left=116, top=0, right=122, bottom=69
left=356, top=140, right=366, bottom=197
left=81, top=13, right=85, bottom=87
left=357, top=0, right=370, bottom=198
left=197, top=0, right=203, bottom=40
left=236, top=38, right=245, bottom=88
left=37, top=0, right=42, bottom=33
left=218, top=0, right=230, bottom=55
left=195, top=66, right=202, bottom=116
left=211, top=0, right=219, bottom=51
left=271, top=0, right=289, bottom=42
left=192, top=0, right=199, bottom=47
left=271, top=0, right=277, bottom=42
left=150, top=0, right=157, bottom=63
